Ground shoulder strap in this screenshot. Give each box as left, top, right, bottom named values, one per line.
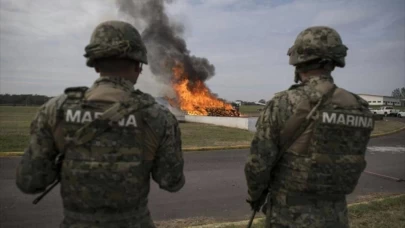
left=70, top=102, right=131, bottom=146
left=277, top=84, right=337, bottom=162
left=52, top=95, right=69, bottom=152
left=52, top=87, right=89, bottom=151
left=64, top=86, right=89, bottom=97
left=71, top=97, right=154, bottom=146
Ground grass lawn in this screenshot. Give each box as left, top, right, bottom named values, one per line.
left=0, top=106, right=39, bottom=152
left=0, top=106, right=254, bottom=152
left=1, top=106, right=405, bottom=152
left=239, top=105, right=265, bottom=116
left=372, top=120, right=405, bottom=135
left=369, top=105, right=405, bottom=111
left=241, top=105, right=405, bottom=116
left=180, top=122, right=253, bottom=148
left=219, top=194, right=405, bottom=228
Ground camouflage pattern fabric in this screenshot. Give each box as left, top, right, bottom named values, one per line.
left=287, top=26, right=349, bottom=83
left=265, top=190, right=349, bottom=228
left=84, top=20, right=148, bottom=67
left=16, top=76, right=185, bottom=228
left=245, top=73, right=373, bottom=228
left=287, top=26, right=348, bottom=68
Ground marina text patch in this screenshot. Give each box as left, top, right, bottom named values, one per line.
left=321, top=112, right=373, bottom=129
left=65, top=109, right=137, bottom=127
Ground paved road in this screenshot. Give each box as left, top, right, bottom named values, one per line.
left=1, top=118, right=405, bottom=227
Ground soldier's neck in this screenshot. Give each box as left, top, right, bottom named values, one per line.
left=300, top=70, right=332, bottom=83
left=99, top=72, right=139, bottom=84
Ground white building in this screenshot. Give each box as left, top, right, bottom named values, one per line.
left=234, top=100, right=242, bottom=106
left=358, top=94, right=401, bottom=106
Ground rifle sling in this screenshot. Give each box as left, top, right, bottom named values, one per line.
left=278, top=84, right=337, bottom=163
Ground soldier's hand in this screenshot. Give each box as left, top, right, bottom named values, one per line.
left=246, top=191, right=268, bottom=211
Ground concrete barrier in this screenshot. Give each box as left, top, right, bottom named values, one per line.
left=184, top=115, right=258, bottom=132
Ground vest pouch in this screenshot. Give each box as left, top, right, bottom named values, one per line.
left=60, top=99, right=150, bottom=218
left=306, top=109, right=373, bottom=194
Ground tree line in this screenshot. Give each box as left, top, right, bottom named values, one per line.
left=0, top=94, right=52, bottom=106
left=391, top=87, right=405, bottom=99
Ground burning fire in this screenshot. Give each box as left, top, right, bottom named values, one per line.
left=167, top=63, right=239, bottom=117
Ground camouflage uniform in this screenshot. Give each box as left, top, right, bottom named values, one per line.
left=245, top=26, right=374, bottom=228
left=16, top=21, right=185, bottom=228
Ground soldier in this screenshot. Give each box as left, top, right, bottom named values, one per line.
left=244, top=26, right=374, bottom=228
left=16, top=20, right=185, bottom=228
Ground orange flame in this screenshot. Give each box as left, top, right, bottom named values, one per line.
left=170, top=62, right=238, bottom=116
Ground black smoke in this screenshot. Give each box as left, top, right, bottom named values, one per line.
left=115, top=0, right=215, bottom=87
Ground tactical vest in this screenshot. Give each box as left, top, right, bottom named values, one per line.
left=54, top=87, right=155, bottom=224
left=272, top=81, right=374, bottom=195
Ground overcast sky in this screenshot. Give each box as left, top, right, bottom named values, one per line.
left=0, top=0, right=404, bottom=102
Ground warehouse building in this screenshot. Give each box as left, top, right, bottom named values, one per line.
left=358, top=94, right=401, bottom=106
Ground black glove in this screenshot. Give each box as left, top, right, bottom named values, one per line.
left=246, top=190, right=268, bottom=211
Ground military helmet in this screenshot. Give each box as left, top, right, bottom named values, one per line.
left=84, top=20, right=148, bottom=67
left=287, top=26, right=348, bottom=68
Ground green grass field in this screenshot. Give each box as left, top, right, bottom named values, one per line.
left=369, top=105, right=405, bottom=111
left=372, top=120, right=405, bottom=135
left=0, top=106, right=38, bottom=152
left=219, top=194, right=405, bottom=228
left=180, top=122, right=254, bottom=148
left=1, top=105, right=405, bottom=152
left=0, top=106, right=254, bottom=152
left=240, top=104, right=405, bottom=115
left=239, top=105, right=265, bottom=116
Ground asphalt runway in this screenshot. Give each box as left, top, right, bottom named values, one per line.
left=1, top=118, right=404, bottom=227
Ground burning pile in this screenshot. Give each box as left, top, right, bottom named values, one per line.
left=116, top=0, right=239, bottom=117
left=168, top=63, right=239, bottom=117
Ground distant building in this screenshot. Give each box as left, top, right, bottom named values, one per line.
left=358, top=94, right=401, bottom=106
left=234, top=100, right=242, bottom=105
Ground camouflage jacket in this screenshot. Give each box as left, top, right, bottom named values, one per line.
left=244, top=73, right=371, bottom=201
left=16, top=76, right=185, bottom=227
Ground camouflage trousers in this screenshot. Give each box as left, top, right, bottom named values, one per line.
left=60, top=209, right=156, bottom=228
left=264, top=191, right=349, bottom=228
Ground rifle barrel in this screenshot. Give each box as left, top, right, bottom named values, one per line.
left=246, top=209, right=257, bottom=228
left=32, top=180, right=60, bottom=205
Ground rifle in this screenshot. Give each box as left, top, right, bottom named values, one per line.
left=33, top=179, right=60, bottom=204
left=245, top=86, right=335, bottom=227
left=33, top=153, right=64, bottom=204
left=246, top=189, right=268, bottom=228
left=247, top=209, right=257, bottom=228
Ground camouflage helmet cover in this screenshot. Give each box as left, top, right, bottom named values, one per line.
left=287, top=26, right=348, bottom=67
left=84, top=20, right=148, bottom=67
